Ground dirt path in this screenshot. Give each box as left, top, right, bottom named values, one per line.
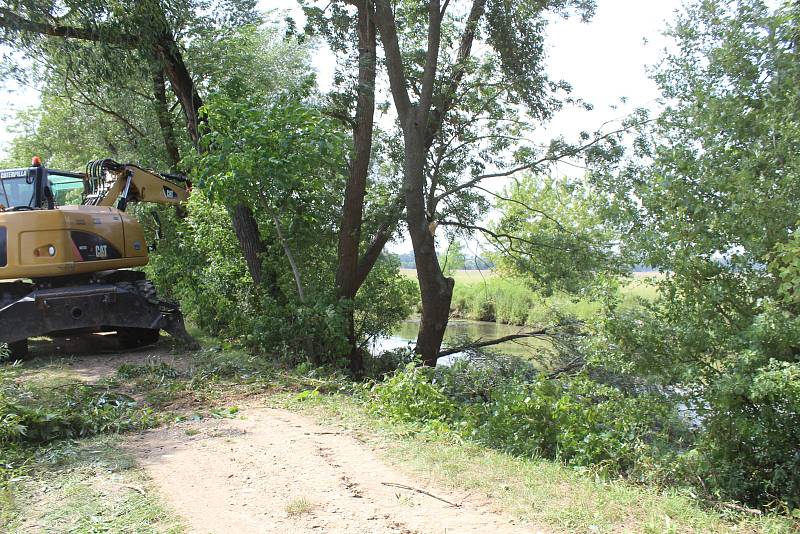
left=124, top=405, right=537, bottom=534
left=43, top=346, right=540, bottom=534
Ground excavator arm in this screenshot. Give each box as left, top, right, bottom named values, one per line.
left=84, top=159, right=190, bottom=210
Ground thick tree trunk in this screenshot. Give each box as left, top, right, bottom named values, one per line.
left=231, top=204, right=267, bottom=286
left=372, top=0, right=452, bottom=365
left=152, top=35, right=203, bottom=147
left=404, top=131, right=454, bottom=366
left=335, top=6, right=376, bottom=300
left=334, top=5, right=377, bottom=375
left=151, top=68, right=180, bottom=170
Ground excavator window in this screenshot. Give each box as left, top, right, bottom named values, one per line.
left=0, top=175, right=36, bottom=208
left=48, top=172, right=85, bottom=205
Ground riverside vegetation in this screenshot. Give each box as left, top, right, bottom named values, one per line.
left=0, top=0, right=798, bottom=530
left=0, top=342, right=795, bottom=533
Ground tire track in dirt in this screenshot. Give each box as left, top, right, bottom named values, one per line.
left=124, top=405, right=540, bottom=534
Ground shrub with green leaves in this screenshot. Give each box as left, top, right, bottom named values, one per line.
left=368, top=359, right=686, bottom=481
left=369, top=363, right=456, bottom=424
left=591, top=0, right=800, bottom=510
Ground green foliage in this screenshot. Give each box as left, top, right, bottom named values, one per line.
left=449, top=274, right=652, bottom=326
left=369, top=362, right=455, bottom=424
left=148, top=92, right=414, bottom=365
left=593, top=0, right=800, bottom=510
left=438, top=240, right=467, bottom=275
left=0, top=365, right=158, bottom=489
left=353, top=255, right=418, bottom=349
left=771, top=226, right=800, bottom=306
left=368, top=360, right=686, bottom=481
left=489, top=175, right=623, bottom=296
left=193, top=91, right=347, bottom=220
left=0, top=375, right=156, bottom=447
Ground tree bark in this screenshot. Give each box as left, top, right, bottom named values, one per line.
left=230, top=204, right=267, bottom=285
left=404, top=131, right=454, bottom=366
left=151, top=68, right=181, bottom=171
left=333, top=4, right=381, bottom=375
left=335, top=4, right=377, bottom=301
left=373, top=0, right=453, bottom=366
left=151, top=34, right=203, bottom=147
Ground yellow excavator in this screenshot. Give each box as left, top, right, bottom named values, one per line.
left=0, top=157, right=197, bottom=358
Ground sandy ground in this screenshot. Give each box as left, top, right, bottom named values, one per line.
left=125, top=406, right=536, bottom=534
left=27, top=340, right=541, bottom=534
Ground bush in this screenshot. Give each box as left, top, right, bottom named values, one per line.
left=369, top=363, right=455, bottom=424
left=593, top=295, right=800, bottom=509
left=368, top=358, right=686, bottom=480
left=691, top=359, right=800, bottom=509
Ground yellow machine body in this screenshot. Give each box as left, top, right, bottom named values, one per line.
left=0, top=159, right=197, bottom=357
left=0, top=205, right=148, bottom=280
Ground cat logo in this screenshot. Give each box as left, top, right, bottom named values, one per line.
left=95, top=245, right=108, bottom=259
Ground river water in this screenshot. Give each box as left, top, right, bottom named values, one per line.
left=371, top=318, right=549, bottom=364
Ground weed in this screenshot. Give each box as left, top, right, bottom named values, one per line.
left=285, top=496, right=315, bottom=516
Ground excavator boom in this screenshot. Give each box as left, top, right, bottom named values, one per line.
left=83, top=159, right=190, bottom=208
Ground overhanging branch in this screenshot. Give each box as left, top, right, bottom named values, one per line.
left=0, top=7, right=134, bottom=46
left=437, top=327, right=552, bottom=357
left=434, top=125, right=636, bottom=202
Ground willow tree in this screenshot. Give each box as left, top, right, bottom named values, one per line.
left=313, top=0, right=625, bottom=364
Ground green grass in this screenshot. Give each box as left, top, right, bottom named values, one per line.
left=283, top=391, right=796, bottom=534
left=1, top=436, right=184, bottom=533
left=402, top=268, right=661, bottom=326
left=5, top=341, right=795, bottom=534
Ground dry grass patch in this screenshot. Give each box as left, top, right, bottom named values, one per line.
left=285, top=496, right=316, bottom=516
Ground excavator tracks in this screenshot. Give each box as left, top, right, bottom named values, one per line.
left=0, top=274, right=197, bottom=360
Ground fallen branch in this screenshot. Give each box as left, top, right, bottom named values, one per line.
left=437, top=328, right=551, bottom=357
left=721, top=502, right=762, bottom=516
left=546, top=356, right=586, bottom=379
left=109, top=483, right=145, bottom=495
left=381, top=482, right=462, bottom=508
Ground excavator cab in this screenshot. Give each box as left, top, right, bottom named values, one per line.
left=0, top=160, right=87, bottom=211
left=0, top=165, right=43, bottom=210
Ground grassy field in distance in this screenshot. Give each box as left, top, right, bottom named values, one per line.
left=399, top=269, right=662, bottom=326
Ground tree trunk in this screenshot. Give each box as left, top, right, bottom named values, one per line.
left=151, top=68, right=180, bottom=171
left=150, top=29, right=276, bottom=295
left=152, top=35, right=203, bottom=147
left=404, top=130, right=454, bottom=367
left=230, top=204, right=267, bottom=286
left=334, top=4, right=377, bottom=375
left=335, top=5, right=376, bottom=301
left=372, top=0, right=452, bottom=365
